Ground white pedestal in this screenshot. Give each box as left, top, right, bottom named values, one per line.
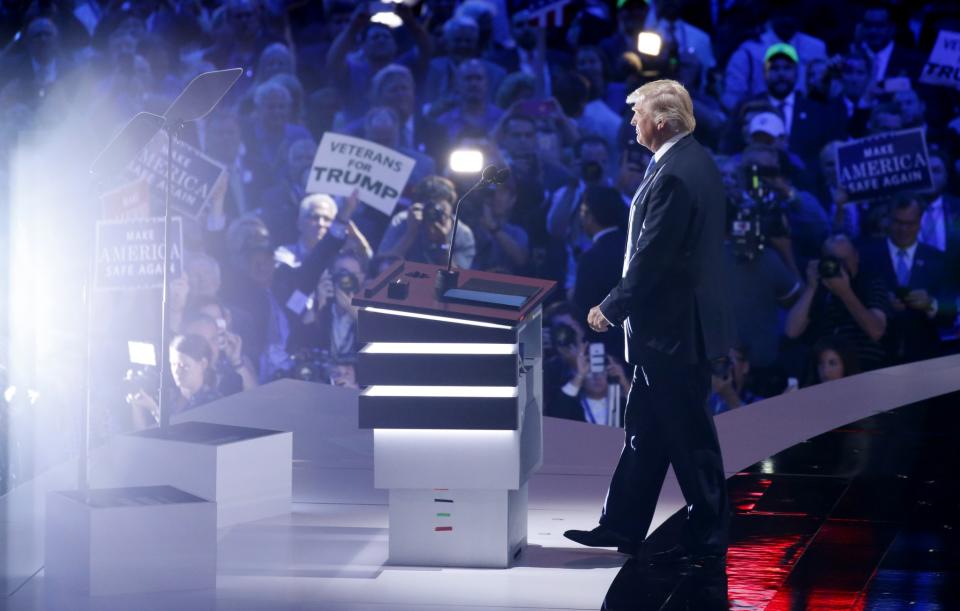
left=95, top=422, right=292, bottom=528
left=387, top=485, right=528, bottom=568
left=44, top=486, right=216, bottom=596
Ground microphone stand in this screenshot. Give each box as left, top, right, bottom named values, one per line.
left=435, top=170, right=495, bottom=296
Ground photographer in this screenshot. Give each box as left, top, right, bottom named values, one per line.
left=708, top=345, right=764, bottom=415
left=740, top=145, right=829, bottom=273
left=129, top=334, right=222, bottom=430
left=181, top=303, right=258, bottom=395
left=219, top=189, right=359, bottom=382
left=291, top=250, right=367, bottom=361
left=377, top=175, right=476, bottom=269
left=785, top=233, right=889, bottom=371
left=542, top=302, right=587, bottom=420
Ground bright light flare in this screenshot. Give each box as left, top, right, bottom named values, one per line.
left=448, top=149, right=484, bottom=174
left=370, top=11, right=403, bottom=28
left=637, top=32, right=663, bottom=56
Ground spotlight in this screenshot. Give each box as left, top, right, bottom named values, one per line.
left=637, top=32, right=662, bottom=56
left=448, top=149, right=484, bottom=174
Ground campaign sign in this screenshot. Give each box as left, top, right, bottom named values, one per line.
left=100, top=177, right=151, bottom=220
left=127, top=134, right=226, bottom=219
left=836, top=128, right=932, bottom=201
left=919, top=30, right=960, bottom=91
left=95, top=217, right=183, bottom=290
left=307, top=132, right=415, bottom=216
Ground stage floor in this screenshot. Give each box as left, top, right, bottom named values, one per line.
left=4, top=356, right=960, bottom=610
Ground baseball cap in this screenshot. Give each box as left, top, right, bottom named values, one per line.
left=748, top=112, right=786, bottom=138
left=764, top=42, right=799, bottom=65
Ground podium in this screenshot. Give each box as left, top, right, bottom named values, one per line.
left=354, top=262, right=554, bottom=567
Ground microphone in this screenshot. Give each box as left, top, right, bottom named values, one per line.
left=435, top=165, right=506, bottom=296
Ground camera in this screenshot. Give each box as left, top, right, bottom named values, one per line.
left=333, top=270, right=360, bottom=294
left=817, top=255, right=843, bottom=279
left=122, top=365, right=160, bottom=403
left=423, top=201, right=448, bottom=224
left=728, top=165, right=789, bottom=262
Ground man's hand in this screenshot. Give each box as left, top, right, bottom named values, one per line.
left=805, top=259, right=820, bottom=289
left=222, top=331, right=244, bottom=368
left=821, top=266, right=852, bottom=297
left=904, top=289, right=933, bottom=312
left=406, top=203, right=424, bottom=235
left=587, top=305, right=611, bottom=333
left=337, top=188, right=360, bottom=222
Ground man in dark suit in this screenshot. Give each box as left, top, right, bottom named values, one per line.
left=564, top=80, right=734, bottom=565
left=861, top=197, right=955, bottom=363
left=572, top=185, right=628, bottom=362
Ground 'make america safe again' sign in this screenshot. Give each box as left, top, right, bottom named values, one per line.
left=95, top=217, right=183, bottom=290
left=307, top=133, right=415, bottom=216
left=127, top=134, right=226, bottom=219
left=835, top=128, right=932, bottom=202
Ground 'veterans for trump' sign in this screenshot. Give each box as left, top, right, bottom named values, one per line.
left=835, top=128, right=932, bottom=201
left=95, top=217, right=183, bottom=290
left=919, top=30, right=960, bottom=91
left=307, top=133, right=415, bottom=215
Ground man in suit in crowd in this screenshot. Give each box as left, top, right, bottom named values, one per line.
left=861, top=197, right=955, bottom=363
left=564, top=80, right=734, bottom=566
left=572, top=185, right=628, bottom=362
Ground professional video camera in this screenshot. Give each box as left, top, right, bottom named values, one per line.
left=728, top=164, right=790, bottom=262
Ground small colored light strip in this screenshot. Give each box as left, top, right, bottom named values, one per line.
left=363, top=307, right=512, bottom=329
left=363, top=342, right=516, bottom=355
left=436, top=512, right=451, bottom=517
left=364, top=385, right=517, bottom=398
left=434, top=526, right=453, bottom=532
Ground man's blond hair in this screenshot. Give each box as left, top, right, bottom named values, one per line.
left=626, top=79, right=696, bottom=134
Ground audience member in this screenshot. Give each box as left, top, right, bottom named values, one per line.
left=807, top=335, right=861, bottom=386
left=435, top=59, right=503, bottom=144
left=378, top=175, right=476, bottom=269
left=708, top=345, right=763, bottom=415
left=785, top=233, right=889, bottom=371
left=860, top=197, right=955, bottom=363
left=468, top=175, right=529, bottom=274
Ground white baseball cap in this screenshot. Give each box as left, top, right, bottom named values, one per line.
left=748, top=112, right=786, bottom=138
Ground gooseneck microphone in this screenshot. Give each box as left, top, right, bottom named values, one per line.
left=435, top=165, right=511, bottom=296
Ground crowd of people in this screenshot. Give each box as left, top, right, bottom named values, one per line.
left=1, top=0, right=959, bottom=445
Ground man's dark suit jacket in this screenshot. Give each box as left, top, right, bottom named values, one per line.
left=599, top=135, right=734, bottom=365
left=860, top=239, right=954, bottom=363
left=574, top=228, right=627, bottom=361
left=221, top=231, right=346, bottom=364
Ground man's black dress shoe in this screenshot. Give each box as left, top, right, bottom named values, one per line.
left=563, top=526, right=638, bottom=554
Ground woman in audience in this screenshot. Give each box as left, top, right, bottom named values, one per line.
left=130, top=334, right=223, bottom=429
left=808, top=336, right=861, bottom=386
